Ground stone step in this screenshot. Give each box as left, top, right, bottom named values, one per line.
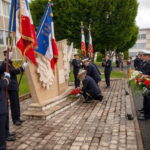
left=23, top=97, right=80, bottom=120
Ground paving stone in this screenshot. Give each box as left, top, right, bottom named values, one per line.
left=8, top=80, right=141, bottom=150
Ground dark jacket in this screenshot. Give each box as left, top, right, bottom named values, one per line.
left=0, top=76, right=9, bottom=115
left=86, top=63, right=101, bottom=83
left=134, top=57, right=142, bottom=71
left=141, top=61, right=150, bottom=75
left=72, top=59, right=82, bottom=74
left=0, top=60, right=24, bottom=91
left=103, top=60, right=112, bottom=74
left=82, top=75, right=100, bottom=95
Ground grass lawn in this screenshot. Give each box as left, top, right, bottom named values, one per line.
left=18, top=73, right=30, bottom=96
left=19, top=69, right=126, bottom=96
left=70, top=70, right=126, bottom=82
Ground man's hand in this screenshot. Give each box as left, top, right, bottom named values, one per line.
left=22, top=62, right=28, bottom=69
left=4, top=72, right=10, bottom=78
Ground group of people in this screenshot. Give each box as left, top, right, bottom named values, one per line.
left=0, top=50, right=28, bottom=150
left=72, top=54, right=112, bottom=103
left=134, top=50, right=150, bottom=120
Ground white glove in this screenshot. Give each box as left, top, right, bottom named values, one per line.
left=22, top=62, right=28, bottom=69
left=9, top=52, right=13, bottom=60
left=4, top=72, right=10, bottom=78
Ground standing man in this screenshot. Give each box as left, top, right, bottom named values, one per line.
left=102, top=55, right=112, bottom=88
left=134, top=54, right=142, bottom=71
left=72, top=54, right=82, bottom=88
left=138, top=50, right=150, bottom=120
left=82, top=58, right=101, bottom=84
left=0, top=72, right=10, bottom=150
left=78, top=70, right=103, bottom=103
left=0, top=50, right=28, bottom=126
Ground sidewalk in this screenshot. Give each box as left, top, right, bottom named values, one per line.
left=8, top=80, right=143, bottom=150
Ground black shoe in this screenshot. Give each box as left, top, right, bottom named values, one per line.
left=138, top=116, right=149, bottom=120
left=105, top=86, right=110, bottom=88
left=19, top=119, right=25, bottom=123
left=9, top=132, right=16, bottom=137
left=6, top=136, right=16, bottom=142
left=127, top=114, right=134, bottom=120
left=14, top=121, right=22, bottom=126
left=99, top=95, right=103, bottom=101
left=84, top=101, right=92, bottom=103
left=138, top=109, right=144, bottom=113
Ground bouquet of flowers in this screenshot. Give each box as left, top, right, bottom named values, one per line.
left=135, top=75, right=150, bottom=89
left=68, top=88, right=81, bottom=99
left=135, top=74, right=150, bottom=98
left=129, top=71, right=142, bottom=80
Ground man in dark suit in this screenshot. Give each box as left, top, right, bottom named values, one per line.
left=134, top=54, right=142, bottom=71
left=0, top=50, right=28, bottom=126
left=72, top=54, right=82, bottom=88
left=0, top=72, right=10, bottom=150
left=78, top=70, right=103, bottom=103
left=138, top=50, right=150, bottom=120
left=102, top=55, right=112, bottom=88
left=82, top=58, right=101, bottom=84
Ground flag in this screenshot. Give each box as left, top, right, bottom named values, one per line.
left=81, top=24, right=86, bottom=56
left=9, top=0, right=37, bottom=65
left=36, top=2, right=59, bottom=70
left=88, top=25, right=94, bottom=58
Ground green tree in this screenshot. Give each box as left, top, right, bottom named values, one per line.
left=30, top=0, right=138, bottom=53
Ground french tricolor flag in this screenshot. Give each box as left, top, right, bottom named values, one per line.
left=9, top=0, right=38, bottom=65
left=88, top=25, right=94, bottom=58
left=81, top=23, right=87, bottom=56
left=36, top=2, right=58, bottom=70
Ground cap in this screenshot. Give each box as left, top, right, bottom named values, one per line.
left=78, top=70, right=87, bottom=78
left=74, top=53, right=79, bottom=56
left=143, top=50, right=150, bottom=55
left=82, top=58, right=89, bottom=63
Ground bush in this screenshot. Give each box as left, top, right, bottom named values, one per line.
left=96, top=53, right=103, bottom=62
left=124, top=50, right=129, bottom=60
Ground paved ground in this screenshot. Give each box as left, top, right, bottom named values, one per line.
left=8, top=80, right=143, bottom=150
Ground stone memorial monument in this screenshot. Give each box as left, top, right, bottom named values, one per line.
left=23, top=39, right=76, bottom=119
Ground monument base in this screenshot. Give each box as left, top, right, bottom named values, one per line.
left=23, top=87, right=81, bottom=120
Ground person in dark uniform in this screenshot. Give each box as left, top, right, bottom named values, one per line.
left=102, top=55, right=112, bottom=88
left=0, top=50, right=28, bottom=126
left=0, top=72, right=10, bottom=150
left=78, top=70, right=103, bottom=103
left=116, top=58, right=120, bottom=68
left=82, top=58, right=101, bottom=84
left=138, top=50, right=150, bottom=120
left=134, top=54, right=142, bottom=71
left=72, top=54, right=82, bottom=88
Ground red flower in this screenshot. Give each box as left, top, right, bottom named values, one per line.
left=136, top=78, right=142, bottom=84
left=144, top=80, right=150, bottom=87
left=69, top=89, right=81, bottom=95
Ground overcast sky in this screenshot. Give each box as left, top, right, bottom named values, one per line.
left=136, top=0, right=150, bottom=29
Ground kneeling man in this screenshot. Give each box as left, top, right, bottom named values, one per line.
left=78, top=70, right=103, bottom=103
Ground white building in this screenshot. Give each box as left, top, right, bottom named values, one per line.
left=129, top=28, right=150, bottom=57
left=0, top=0, right=20, bottom=61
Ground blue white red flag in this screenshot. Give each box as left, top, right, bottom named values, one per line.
left=36, top=2, right=59, bottom=70
left=9, top=0, right=38, bottom=65
left=88, top=25, right=94, bottom=57
left=81, top=23, right=86, bottom=56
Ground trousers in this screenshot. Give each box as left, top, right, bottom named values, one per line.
left=0, top=115, right=7, bottom=150
left=8, top=90, right=20, bottom=123
left=105, top=73, right=110, bottom=87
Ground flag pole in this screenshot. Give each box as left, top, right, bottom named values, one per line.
left=81, top=21, right=83, bottom=58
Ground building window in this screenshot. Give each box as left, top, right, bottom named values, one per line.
left=132, top=43, right=146, bottom=49
left=0, top=30, right=4, bottom=45
left=138, top=34, right=146, bottom=40
left=2, top=1, right=10, bottom=16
